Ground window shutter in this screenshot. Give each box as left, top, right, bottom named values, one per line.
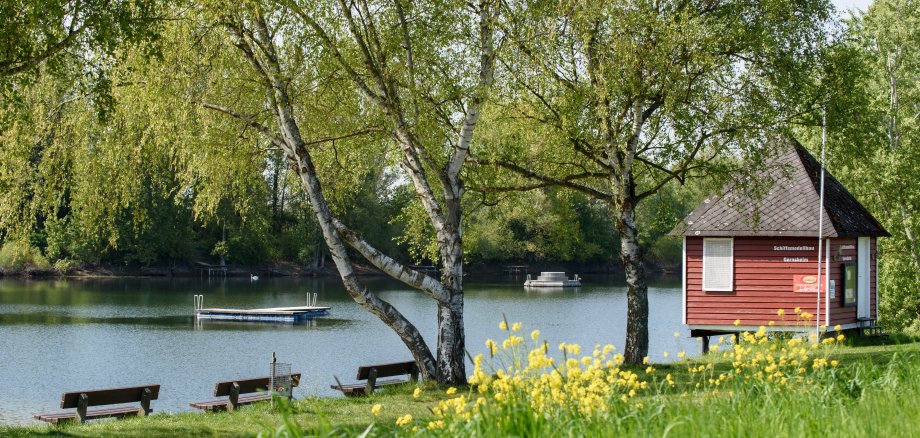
left=703, top=238, right=733, bottom=291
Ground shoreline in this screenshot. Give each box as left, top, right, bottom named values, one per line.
left=0, top=260, right=679, bottom=280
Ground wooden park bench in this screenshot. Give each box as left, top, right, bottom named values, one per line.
left=331, top=361, right=419, bottom=396
left=34, top=384, right=159, bottom=424
left=189, top=374, right=301, bottom=412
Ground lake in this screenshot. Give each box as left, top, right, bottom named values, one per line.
left=0, top=274, right=693, bottom=425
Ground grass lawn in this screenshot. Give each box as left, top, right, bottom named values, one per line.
left=4, top=334, right=920, bottom=437
left=0, top=383, right=453, bottom=437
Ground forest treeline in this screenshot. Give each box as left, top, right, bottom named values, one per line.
left=0, top=137, right=700, bottom=273
left=0, top=6, right=711, bottom=274
left=1, top=0, right=919, bottom=374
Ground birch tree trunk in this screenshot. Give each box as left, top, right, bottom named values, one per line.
left=437, top=199, right=466, bottom=384
left=616, top=201, right=649, bottom=364
left=292, top=150, right=438, bottom=379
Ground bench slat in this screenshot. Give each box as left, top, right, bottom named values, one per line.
left=332, top=378, right=407, bottom=395
left=214, top=374, right=301, bottom=397
left=356, top=361, right=417, bottom=380
left=35, top=406, right=143, bottom=424
left=190, top=393, right=272, bottom=411
left=60, top=385, right=160, bottom=408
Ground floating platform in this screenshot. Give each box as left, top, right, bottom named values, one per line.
left=524, top=272, right=581, bottom=288
left=196, top=306, right=331, bottom=323
left=193, top=294, right=329, bottom=323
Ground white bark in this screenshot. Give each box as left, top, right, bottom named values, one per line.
left=617, top=203, right=649, bottom=364
left=887, top=49, right=901, bottom=151
left=331, top=217, right=450, bottom=303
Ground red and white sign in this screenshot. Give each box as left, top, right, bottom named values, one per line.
left=793, top=275, right=820, bottom=293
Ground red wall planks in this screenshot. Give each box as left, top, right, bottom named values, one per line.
left=686, top=236, right=877, bottom=327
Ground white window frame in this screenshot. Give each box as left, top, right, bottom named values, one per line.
left=703, top=238, right=734, bottom=292
left=857, top=237, right=871, bottom=319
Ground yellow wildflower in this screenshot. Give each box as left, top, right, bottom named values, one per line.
left=428, top=420, right=445, bottom=430
left=677, top=351, right=686, bottom=359
left=371, top=404, right=382, bottom=416
left=446, top=387, right=457, bottom=395
left=531, top=329, right=541, bottom=340
left=674, top=331, right=680, bottom=337
left=834, top=324, right=842, bottom=331
left=777, top=308, right=785, bottom=316
left=395, top=414, right=413, bottom=427
left=663, top=351, right=669, bottom=358
left=512, top=322, right=522, bottom=332
left=642, top=356, right=650, bottom=365
left=499, top=321, right=508, bottom=330
left=733, top=319, right=741, bottom=326
left=413, top=387, right=422, bottom=399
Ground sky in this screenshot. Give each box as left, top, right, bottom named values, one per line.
left=832, top=0, right=873, bottom=14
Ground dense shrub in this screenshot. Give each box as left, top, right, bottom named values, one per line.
left=0, top=240, right=50, bottom=271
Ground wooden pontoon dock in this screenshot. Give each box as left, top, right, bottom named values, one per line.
left=193, top=294, right=329, bottom=323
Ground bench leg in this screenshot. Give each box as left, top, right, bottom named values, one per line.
left=140, top=387, right=152, bottom=416
left=228, top=382, right=240, bottom=411
left=366, top=368, right=378, bottom=396
left=76, top=393, right=88, bottom=424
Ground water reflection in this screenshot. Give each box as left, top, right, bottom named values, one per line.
left=193, top=318, right=352, bottom=331
left=0, top=274, right=686, bottom=425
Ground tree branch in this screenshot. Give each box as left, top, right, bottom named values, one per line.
left=0, top=24, right=86, bottom=77
left=201, top=103, right=286, bottom=148
left=446, top=0, right=499, bottom=184
left=331, top=217, right=451, bottom=304
left=475, top=158, right=612, bottom=200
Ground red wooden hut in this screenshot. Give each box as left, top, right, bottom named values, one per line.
left=672, top=138, right=889, bottom=345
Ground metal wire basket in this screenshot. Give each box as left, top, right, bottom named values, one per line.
left=270, top=355, right=293, bottom=401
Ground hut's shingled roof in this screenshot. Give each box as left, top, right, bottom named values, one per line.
left=672, top=137, right=889, bottom=238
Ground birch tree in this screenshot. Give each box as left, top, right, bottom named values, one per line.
left=201, top=0, right=499, bottom=384
left=825, top=0, right=920, bottom=331
left=280, top=0, right=499, bottom=384
left=475, top=0, right=831, bottom=364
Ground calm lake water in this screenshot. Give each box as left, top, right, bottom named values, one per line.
left=0, top=274, right=692, bottom=425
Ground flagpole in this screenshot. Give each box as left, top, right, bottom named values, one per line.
left=816, top=106, right=827, bottom=338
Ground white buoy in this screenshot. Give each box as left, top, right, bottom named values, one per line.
left=251, top=274, right=259, bottom=281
